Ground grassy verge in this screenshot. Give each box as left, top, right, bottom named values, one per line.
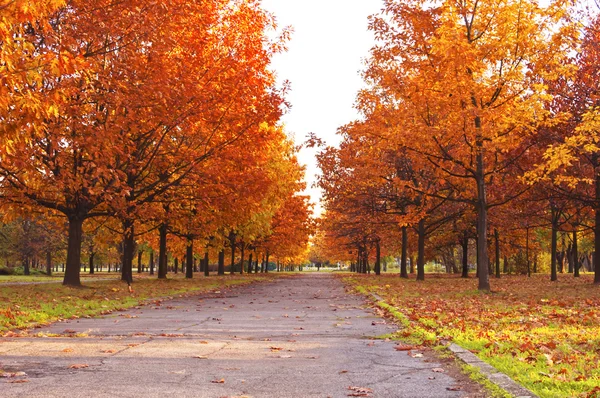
left=0, top=273, right=280, bottom=334
left=342, top=274, right=600, bottom=398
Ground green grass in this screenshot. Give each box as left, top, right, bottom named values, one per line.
left=342, top=274, right=600, bottom=398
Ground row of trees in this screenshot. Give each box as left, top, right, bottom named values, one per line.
left=0, top=0, right=313, bottom=285
left=315, top=0, right=600, bottom=291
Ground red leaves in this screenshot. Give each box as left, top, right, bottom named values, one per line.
left=394, top=343, right=415, bottom=351
left=347, top=386, right=372, bottom=397
left=68, top=364, right=89, bottom=369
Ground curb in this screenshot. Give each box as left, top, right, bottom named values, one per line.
left=368, top=292, right=538, bottom=398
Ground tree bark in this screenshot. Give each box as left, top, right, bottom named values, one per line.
left=63, top=215, right=84, bottom=286
left=239, top=243, right=244, bottom=275
left=400, top=227, right=408, bottom=278
left=475, top=122, right=490, bottom=291
left=158, top=223, right=168, bottom=279
left=494, top=229, right=500, bottom=279
left=230, top=240, right=236, bottom=275
left=24, top=257, right=30, bottom=276
left=46, top=251, right=52, bottom=276
left=526, top=227, right=531, bottom=277
left=375, top=240, right=381, bottom=275
left=137, top=250, right=143, bottom=273
left=573, top=228, right=580, bottom=278
left=186, top=237, right=194, bottom=279
left=121, top=220, right=134, bottom=285
left=462, top=231, right=469, bottom=278
left=89, top=252, right=95, bottom=276
left=149, top=250, right=154, bottom=276
left=204, top=251, right=209, bottom=277
left=218, top=249, right=225, bottom=275
left=247, top=252, right=253, bottom=274
left=417, top=219, right=425, bottom=281
left=595, top=169, right=600, bottom=283
left=265, top=251, right=270, bottom=273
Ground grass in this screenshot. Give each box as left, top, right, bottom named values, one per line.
left=0, top=273, right=280, bottom=334
left=341, top=273, right=600, bottom=398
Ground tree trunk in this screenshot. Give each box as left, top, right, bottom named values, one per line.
left=158, top=224, right=168, bottom=279
left=265, top=251, right=270, bottom=273
left=89, top=252, right=95, bottom=276
left=550, top=209, right=558, bottom=281
left=230, top=240, right=236, bottom=275
left=401, top=227, right=408, bottom=278
left=526, top=227, right=531, bottom=277
left=63, top=215, right=84, bottom=286
left=417, top=219, right=425, bottom=281
left=247, top=252, right=253, bottom=274
left=23, top=257, right=30, bottom=276
left=186, top=237, right=194, bottom=279
left=149, top=250, right=154, bottom=276
left=574, top=228, right=580, bottom=278
left=46, top=251, right=52, bottom=276
left=254, top=253, right=259, bottom=274
left=239, top=243, right=244, bottom=275
left=595, top=169, right=600, bottom=283
left=475, top=125, right=490, bottom=291
left=375, top=240, right=381, bottom=275
left=174, top=257, right=178, bottom=274
left=204, top=251, right=209, bottom=276
left=494, top=229, right=500, bottom=279
left=462, top=231, right=469, bottom=278
left=121, top=220, right=134, bottom=285
left=218, top=249, right=225, bottom=275
left=137, top=250, right=143, bottom=273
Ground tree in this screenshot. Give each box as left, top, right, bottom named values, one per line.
left=363, top=0, right=576, bottom=290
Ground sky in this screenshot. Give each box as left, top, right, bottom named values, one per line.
left=261, top=0, right=382, bottom=216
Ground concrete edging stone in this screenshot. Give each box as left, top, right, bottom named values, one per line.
left=369, top=292, right=538, bottom=398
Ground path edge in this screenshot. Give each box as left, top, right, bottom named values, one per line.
left=368, top=292, right=538, bottom=398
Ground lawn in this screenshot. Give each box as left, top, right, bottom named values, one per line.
left=0, top=273, right=280, bottom=335
left=342, top=273, right=600, bottom=398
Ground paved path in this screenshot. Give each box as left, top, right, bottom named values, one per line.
left=1, top=274, right=483, bottom=397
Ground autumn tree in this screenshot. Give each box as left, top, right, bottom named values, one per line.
left=363, top=0, right=577, bottom=290
left=0, top=0, right=289, bottom=286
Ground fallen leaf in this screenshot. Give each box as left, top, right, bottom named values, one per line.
left=394, top=344, right=414, bottom=351
left=62, top=348, right=74, bottom=353
left=0, top=372, right=26, bottom=378
left=211, top=378, right=225, bottom=384
left=69, top=364, right=89, bottom=369
left=348, top=386, right=373, bottom=396
left=193, top=355, right=209, bottom=359
left=432, top=368, right=445, bottom=373
left=6, top=379, right=29, bottom=384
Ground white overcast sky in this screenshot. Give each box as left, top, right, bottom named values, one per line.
left=261, top=0, right=382, bottom=216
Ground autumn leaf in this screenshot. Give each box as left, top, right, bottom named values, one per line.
left=68, top=364, right=89, bottom=369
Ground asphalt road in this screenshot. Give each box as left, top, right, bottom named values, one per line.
left=1, top=273, right=484, bottom=397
